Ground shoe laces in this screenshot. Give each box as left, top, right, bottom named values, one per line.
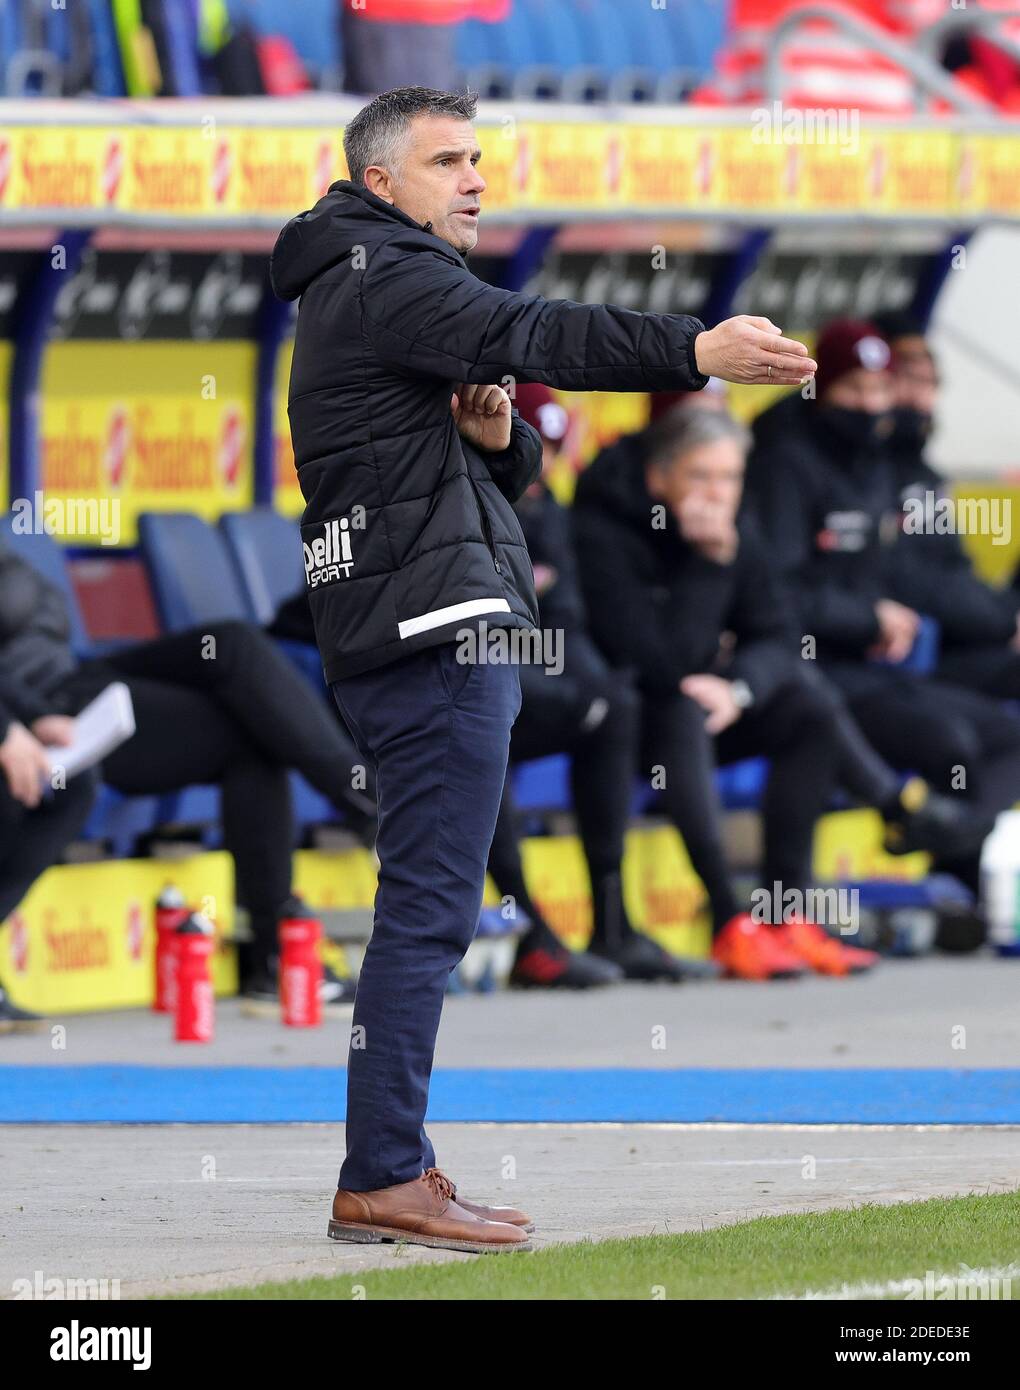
left=423, top=1167, right=456, bottom=1203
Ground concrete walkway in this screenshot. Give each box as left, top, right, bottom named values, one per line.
left=2, top=955, right=1017, bottom=1297
left=2, top=1121, right=1018, bottom=1298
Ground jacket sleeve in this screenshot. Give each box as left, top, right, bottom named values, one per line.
left=0, top=671, right=52, bottom=727
left=745, top=450, right=882, bottom=652
left=362, top=238, right=709, bottom=392
left=890, top=480, right=1019, bottom=644
left=478, top=410, right=543, bottom=503
left=0, top=695, right=13, bottom=743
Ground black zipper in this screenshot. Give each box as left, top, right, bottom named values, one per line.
left=468, top=475, right=502, bottom=574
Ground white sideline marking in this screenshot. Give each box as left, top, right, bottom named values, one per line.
left=772, top=1264, right=1020, bottom=1301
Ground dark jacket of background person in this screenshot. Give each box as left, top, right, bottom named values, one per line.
left=746, top=392, right=1020, bottom=674
left=883, top=420, right=1019, bottom=648
left=571, top=433, right=796, bottom=702
left=511, top=479, right=624, bottom=709
left=744, top=390, right=906, bottom=667
left=0, top=548, right=78, bottom=733
left=270, top=180, right=707, bottom=684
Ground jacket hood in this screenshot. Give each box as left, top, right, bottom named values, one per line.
left=270, top=180, right=463, bottom=302
left=574, top=428, right=657, bottom=529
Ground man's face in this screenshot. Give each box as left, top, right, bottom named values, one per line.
left=891, top=347, right=939, bottom=416
left=824, top=366, right=896, bottom=414
left=365, top=115, right=486, bottom=254
left=647, top=438, right=746, bottom=525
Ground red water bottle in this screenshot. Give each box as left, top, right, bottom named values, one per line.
left=279, top=902, right=323, bottom=1028
left=174, top=912, right=215, bottom=1043
left=153, top=884, right=189, bottom=1013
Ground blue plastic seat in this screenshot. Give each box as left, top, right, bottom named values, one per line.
left=219, top=508, right=303, bottom=627
left=137, top=513, right=254, bottom=631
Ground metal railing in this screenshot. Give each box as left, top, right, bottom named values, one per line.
left=763, top=4, right=994, bottom=114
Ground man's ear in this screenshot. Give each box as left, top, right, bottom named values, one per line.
left=363, top=167, right=394, bottom=203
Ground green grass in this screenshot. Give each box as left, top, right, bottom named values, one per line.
left=181, top=1191, right=1019, bottom=1301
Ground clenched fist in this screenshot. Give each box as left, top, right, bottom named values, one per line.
left=451, top=383, right=512, bottom=452
left=694, top=316, right=817, bottom=386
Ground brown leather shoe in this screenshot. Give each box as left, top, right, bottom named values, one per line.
left=445, top=1182, right=535, bottom=1232
left=328, top=1168, right=532, bottom=1253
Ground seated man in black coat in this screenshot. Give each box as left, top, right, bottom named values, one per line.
left=574, top=408, right=880, bottom=979
left=872, top=311, right=1020, bottom=699
left=746, top=318, right=1020, bottom=898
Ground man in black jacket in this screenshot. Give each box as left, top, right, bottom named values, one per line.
left=270, top=85, right=816, bottom=1252
left=746, top=318, right=1020, bottom=896
left=574, top=408, right=884, bottom=980
left=873, top=312, right=1020, bottom=698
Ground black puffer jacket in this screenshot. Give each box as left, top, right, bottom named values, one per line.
left=270, top=180, right=708, bottom=682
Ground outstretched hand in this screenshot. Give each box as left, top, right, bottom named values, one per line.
left=451, top=383, right=512, bottom=452
left=694, top=316, right=817, bottom=386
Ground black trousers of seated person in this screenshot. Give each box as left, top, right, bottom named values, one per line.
left=0, top=770, right=98, bottom=932
left=831, top=665, right=1020, bottom=893
left=641, top=675, right=842, bottom=934
left=936, top=644, right=1020, bottom=702
left=486, top=635, right=641, bottom=949
left=55, top=621, right=377, bottom=978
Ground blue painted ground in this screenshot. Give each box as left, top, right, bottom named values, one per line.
left=2, top=1067, right=1018, bottom=1124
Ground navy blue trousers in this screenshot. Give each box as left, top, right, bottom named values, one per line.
left=331, top=641, right=521, bottom=1191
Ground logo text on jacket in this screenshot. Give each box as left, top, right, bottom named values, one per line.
left=304, top=517, right=354, bottom=588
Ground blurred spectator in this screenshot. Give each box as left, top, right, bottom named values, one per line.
left=341, top=0, right=508, bottom=95
left=746, top=318, right=1020, bottom=896
left=0, top=545, right=377, bottom=1002
left=488, top=385, right=718, bottom=986
left=573, top=409, right=878, bottom=980
left=0, top=689, right=97, bottom=1028
left=872, top=310, right=1020, bottom=700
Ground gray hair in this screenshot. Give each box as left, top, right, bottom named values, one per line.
left=343, top=87, right=478, bottom=186
left=645, top=408, right=751, bottom=472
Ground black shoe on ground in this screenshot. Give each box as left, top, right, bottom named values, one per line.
left=238, top=969, right=279, bottom=1004
left=883, top=778, right=994, bottom=859
left=510, top=942, right=623, bottom=989
left=321, top=964, right=357, bottom=1004
left=0, top=988, right=43, bottom=1033
left=589, top=932, right=722, bottom=982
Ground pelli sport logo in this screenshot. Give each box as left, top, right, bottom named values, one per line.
left=304, top=517, right=355, bottom=588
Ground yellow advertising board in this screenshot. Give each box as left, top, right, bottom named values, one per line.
left=3, top=113, right=1018, bottom=223
left=0, top=803, right=924, bottom=1015
left=38, top=341, right=254, bottom=545
left=273, top=338, right=303, bottom=518
left=0, top=852, right=237, bottom=1015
